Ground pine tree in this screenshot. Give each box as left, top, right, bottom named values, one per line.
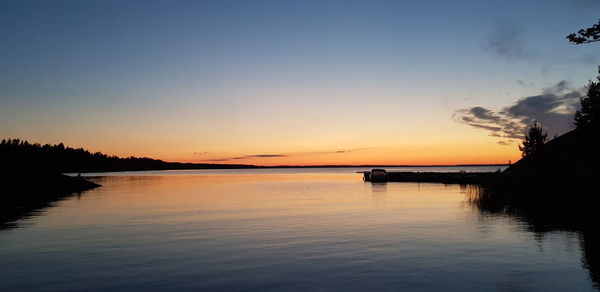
left=567, top=19, right=600, bottom=44
left=519, top=121, right=548, bottom=158
left=574, top=68, right=600, bottom=132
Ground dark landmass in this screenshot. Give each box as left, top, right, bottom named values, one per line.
left=1, top=139, right=105, bottom=229
left=470, top=128, right=599, bottom=229
left=0, top=171, right=100, bottom=229
left=1, top=138, right=505, bottom=173
left=363, top=171, right=499, bottom=184
left=474, top=128, right=598, bottom=211
left=503, top=129, right=598, bottom=180
left=0, top=138, right=257, bottom=174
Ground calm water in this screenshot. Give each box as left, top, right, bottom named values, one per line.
left=1, top=167, right=597, bottom=291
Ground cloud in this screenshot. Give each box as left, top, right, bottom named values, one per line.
left=571, top=0, right=600, bottom=10
left=334, top=148, right=365, bottom=154
left=484, top=18, right=597, bottom=72
left=454, top=81, right=584, bottom=140
left=469, top=106, right=502, bottom=122
left=245, top=155, right=287, bottom=158
left=203, top=154, right=288, bottom=162
left=581, top=54, right=598, bottom=65
left=517, top=80, right=535, bottom=87
left=484, top=23, right=539, bottom=62
left=201, top=148, right=368, bottom=162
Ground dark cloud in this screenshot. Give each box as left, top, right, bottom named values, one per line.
left=463, top=121, right=503, bottom=132
left=517, top=80, right=535, bottom=87
left=334, top=148, right=364, bottom=153
left=454, top=81, right=584, bottom=141
left=485, top=23, right=539, bottom=62
left=469, top=106, right=502, bottom=123
left=581, top=54, right=598, bottom=65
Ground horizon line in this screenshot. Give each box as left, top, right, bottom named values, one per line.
left=170, top=163, right=509, bottom=168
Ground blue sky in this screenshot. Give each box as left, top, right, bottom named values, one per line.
left=1, top=0, right=598, bottom=164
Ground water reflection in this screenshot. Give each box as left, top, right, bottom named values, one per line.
left=370, top=182, right=388, bottom=199
left=1, top=172, right=597, bottom=290
left=468, top=185, right=600, bottom=289
left=0, top=191, right=86, bottom=230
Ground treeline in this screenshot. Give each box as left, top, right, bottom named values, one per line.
left=0, top=138, right=256, bottom=173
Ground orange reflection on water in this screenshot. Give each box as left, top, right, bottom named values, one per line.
left=37, top=173, right=473, bottom=236
left=8, top=171, right=594, bottom=291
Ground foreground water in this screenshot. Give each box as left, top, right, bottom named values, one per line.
left=1, top=167, right=597, bottom=291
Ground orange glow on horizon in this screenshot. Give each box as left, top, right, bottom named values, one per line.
left=6, top=113, right=524, bottom=167
left=109, top=141, right=521, bottom=166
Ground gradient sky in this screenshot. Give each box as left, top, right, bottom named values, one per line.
left=1, top=0, right=598, bottom=165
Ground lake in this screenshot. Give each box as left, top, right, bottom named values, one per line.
left=1, top=167, right=597, bottom=291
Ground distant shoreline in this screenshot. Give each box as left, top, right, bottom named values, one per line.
left=2, top=139, right=509, bottom=174
left=68, top=163, right=509, bottom=173
left=233, top=164, right=509, bottom=168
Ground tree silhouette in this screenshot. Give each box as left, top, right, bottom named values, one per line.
left=574, top=67, right=600, bottom=132
left=518, top=121, right=548, bottom=158
left=1, top=138, right=256, bottom=173
left=567, top=19, right=600, bottom=44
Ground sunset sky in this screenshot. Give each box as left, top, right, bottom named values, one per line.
left=1, top=0, right=598, bottom=165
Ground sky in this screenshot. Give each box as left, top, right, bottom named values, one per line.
left=1, top=0, right=598, bottom=165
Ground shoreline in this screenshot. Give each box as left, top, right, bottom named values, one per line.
left=1, top=172, right=100, bottom=229
left=66, top=164, right=508, bottom=175
left=362, top=170, right=498, bottom=184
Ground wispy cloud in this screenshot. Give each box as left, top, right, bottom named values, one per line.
left=245, top=154, right=287, bottom=158
left=201, top=148, right=368, bottom=162
left=516, top=80, right=535, bottom=87
left=202, top=154, right=288, bottom=162
left=571, top=0, right=600, bottom=10
left=484, top=22, right=539, bottom=62
left=332, top=148, right=366, bottom=154
left=454, top=81, right=583, bottom=144
left=484, top=20, right=594, bottom=71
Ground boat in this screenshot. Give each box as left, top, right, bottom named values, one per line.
left=365, top=169, right=388, bottom=182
